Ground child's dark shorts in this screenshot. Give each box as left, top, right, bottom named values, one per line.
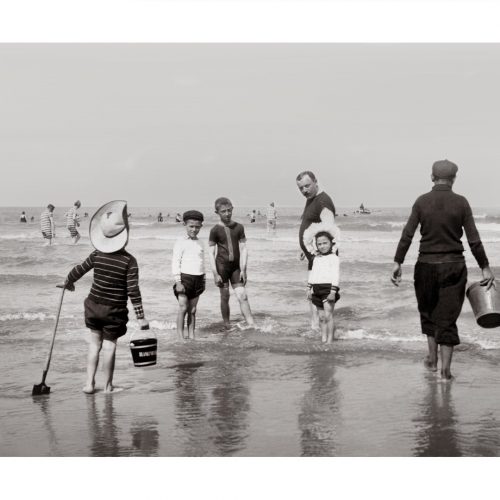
left=84, top=297, right=129, bottom=341
left=173, top=273, right=206, bottom=300
left=216, top=260, right=243, bottom=287
left=311, top=284, right=340, bottom=309
left=67, top=226, right=79, bottom=238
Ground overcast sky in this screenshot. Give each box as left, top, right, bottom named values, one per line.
left=1, top=44, right=500, bottom=208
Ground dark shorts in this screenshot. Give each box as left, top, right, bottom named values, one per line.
left=414, top=261, right=467, bottom=346
left=68, top=226, right=79, bottom=238
left=84, top=297, right=129, bottom=341
left=173, top=273, right=206, bottom=300
left=42, top=231, right=52, bottom=240
left=311, top=283, right=340, bottom=309
left=216, top=260, right=243, bottom=288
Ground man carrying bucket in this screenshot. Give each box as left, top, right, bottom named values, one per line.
left=391, top=160, right=495, bottom=380
left=61, top=200, right=149, bottom=393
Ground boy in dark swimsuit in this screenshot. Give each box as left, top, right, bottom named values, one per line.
left=208, top=197, right=256, bottom=330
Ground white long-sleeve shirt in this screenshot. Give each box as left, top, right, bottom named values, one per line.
left=308, top=253, right=340, bottom=287
left=172, top=236, right=205, bottom=281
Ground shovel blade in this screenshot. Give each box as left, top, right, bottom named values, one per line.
left=32, top=383, right=51, bottom=396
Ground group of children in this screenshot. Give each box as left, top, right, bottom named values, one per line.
left=61, top=196, right=340, bottom=393
left=39, top=200, right=82, bottom=245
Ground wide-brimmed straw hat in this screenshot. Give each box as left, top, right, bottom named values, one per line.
left=89, top=200, right=129, bottom=253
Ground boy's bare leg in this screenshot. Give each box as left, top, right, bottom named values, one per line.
left=310, top=301, right=320, bottom=331
left=317, top=308, right=327, bottom=343
left=323, top=301, right=335, bottom=344
left=219, top=286, right=231, bottom=329
left=84, top=330, right=103, bottom=394
left=440, top=345, right=454, bottom=380
left=102, top=338, right=117, bottom=392
left=425, top=335, right=438, bottom=371
left=176, top=294, right=188, bottom=340
left=187, top=296, right=200, bottom=339
left=234, top=286, right=255, bottom=327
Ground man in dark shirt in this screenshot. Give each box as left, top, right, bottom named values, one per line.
left=391, top=160, right=495, bottom=379
left=296, top=171, right=338, bottom=330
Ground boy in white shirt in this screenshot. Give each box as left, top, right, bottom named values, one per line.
left=307, top=231, right=340, bottom=344
left=172, top=210, right=206, bottom=340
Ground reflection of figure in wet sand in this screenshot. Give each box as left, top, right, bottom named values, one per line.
left=130, top=417, right=159, bottom=456
left=87, top=395, right=121, bottom=456
left=298, top=355, right=339, bottom=456
left=413, top=378, right=461, bottom=457
left=209, top=356, right=251, bottom=456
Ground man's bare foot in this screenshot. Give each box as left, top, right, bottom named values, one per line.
left=82, top=384, right=95, bottom=394
left=424, top=356, right=438, bottom=371
left=104, top=384, right=114, bottom=393
left=441, top=369, right=453, bottom=381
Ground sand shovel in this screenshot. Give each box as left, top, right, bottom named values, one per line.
left=32, top=286, right=66, bottom=396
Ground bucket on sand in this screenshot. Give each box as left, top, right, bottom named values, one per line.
left=129, top=326, right=157, bottom=367
left=466, top=281, right=500, bottom=328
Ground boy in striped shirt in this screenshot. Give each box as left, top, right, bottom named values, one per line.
left=66, top=200, right=81, bottom=244
left=62, top=200, right=148, bottom=393
left=40, top=204, right=55, bottom=245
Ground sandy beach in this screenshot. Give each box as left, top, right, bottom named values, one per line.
left=2, top=206, right=500, bottom=456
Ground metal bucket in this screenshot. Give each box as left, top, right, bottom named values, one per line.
left=466, top=281, right=500, bottom=328
left=129, top=328, right=157, bottom=367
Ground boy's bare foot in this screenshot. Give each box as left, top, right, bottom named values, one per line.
left=441, top=369, right=453, bottom=381
left=104, top=384, right=114, bottom=393
left=82, top=384, right=95, bottom=394
left=424, top=356, right=438, bottom=372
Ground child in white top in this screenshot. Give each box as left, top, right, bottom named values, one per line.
left=172, top=210, right=205, bottom=340
left=307, top=231, right=340, bottom=344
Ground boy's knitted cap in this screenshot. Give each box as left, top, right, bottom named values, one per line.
left=432, top=159, right=458, bottom=179
left=183, top=210, right=204, bottom=222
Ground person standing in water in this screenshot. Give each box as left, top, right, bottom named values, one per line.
left=296, top=171, right=339, bottom=331
left=66, top=200, right=81, bottom=244
left=208, top=197, right=256, bottom=330
left=266, top=202, right=277, bottom=234
left=307, top=231, right=340, bottom=344
left=61, top=200, right=149, bottom=393
left=20, top=211, right=27, bottom=223
left=391, top=160, right=495, bottom=380
left=40, top=204, right=56, bottom=245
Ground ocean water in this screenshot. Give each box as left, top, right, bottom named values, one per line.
left=2, top=205, right=500, bottom=456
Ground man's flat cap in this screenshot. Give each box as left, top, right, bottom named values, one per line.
left=432, top=159, right=458, bottom=179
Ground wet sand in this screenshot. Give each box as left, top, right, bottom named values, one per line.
left=2, top=333, right=500, bottom=457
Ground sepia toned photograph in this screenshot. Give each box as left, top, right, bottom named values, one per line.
left=2, top=43, right=500, bottom=460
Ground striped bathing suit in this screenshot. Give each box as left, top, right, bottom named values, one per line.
left=66, top=206, right=79, bottom=237
left=66, top=249, right=145, bottom=319
left=40, top=209, right=54, bottom=239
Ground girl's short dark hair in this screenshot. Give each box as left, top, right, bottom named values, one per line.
left=315, top=231, right=334, bottom=242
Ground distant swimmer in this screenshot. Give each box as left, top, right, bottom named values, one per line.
left=66, top=200, right=81, bottom=244
left=84, top=212, right=89, bottom=218
left=250, top=210, right=256, bottom=223
left=30, top=216, right=34, bottom=222
left=266, top=202, right=277, bottom=233
left=158, top=212, right=163, bottom=223
left=175, top=213, right=182, bottom=223
left=20, top=211, right=27, bottom=223
left=40, top=204, right=56, bottom=245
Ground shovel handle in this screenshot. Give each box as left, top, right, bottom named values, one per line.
left=42, top=287, right=66, bottom=375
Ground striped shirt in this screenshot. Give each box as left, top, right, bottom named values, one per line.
left=66, top=206, right=79, bottom=229
left=40, top=209, right=54, bottom=236
left=66, top=250, right=144, bottom=319
left=266, top=206, right=277, bottom=221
